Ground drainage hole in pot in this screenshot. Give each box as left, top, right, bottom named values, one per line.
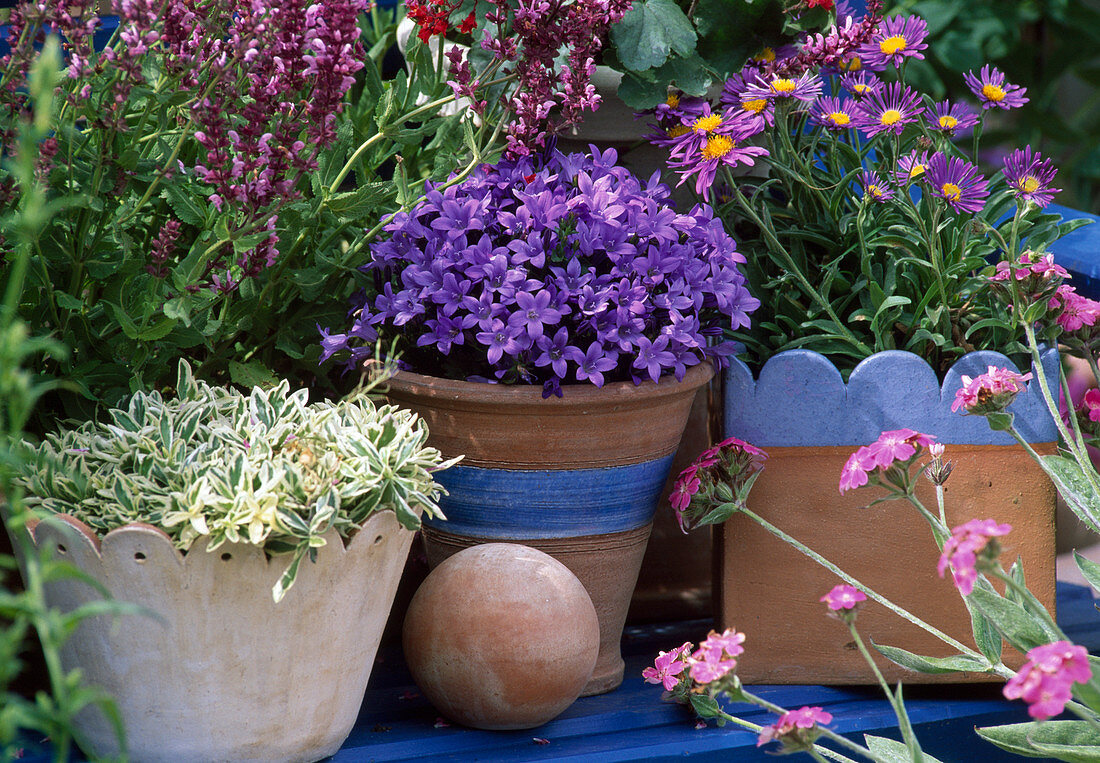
left=56, top=544, right=67, bottom=555
left=374, top=534, right=384, bottom=545
left=221, top=552, right=232, bottom=561
left=134, top=552, right=146, bottom=563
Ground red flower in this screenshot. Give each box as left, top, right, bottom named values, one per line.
left=458, top=11, right=477, bottom=34
left=806, top=0, right=835, bottom=8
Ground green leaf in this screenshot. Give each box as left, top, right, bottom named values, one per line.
left=871, top=641, right=990, bottom=675
left=163, top=183, right=207, bottom=227
left=688, top=693, right=723, bottom=719
left=864, top=734, right=946, bottom=763
left=967, top=585, right=1061, bottom=652
left=1041, top=454, right=1100, bottom=534
left=105, top=301, right=140, bottom=340
left=615, top=72, right=667, bottom=110
left=977, top=721, right=1100, bottom=761
left=137, top=316, right=177, bottom=342
left=227, top=360, right=278, bottom=390
left=986, top=411, right=1015, bottom=431
left=1075, top=552, right=1100, bottom=597
left=325, top=182, right=392, bottom=221
left=610, top=0, right=697, bottom=72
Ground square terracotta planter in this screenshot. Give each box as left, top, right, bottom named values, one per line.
left=720, top=349, right=1059, bottom=684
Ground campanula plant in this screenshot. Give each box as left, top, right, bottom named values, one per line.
left=320, top=144, right=759, bottom=396
left=643, top=0, right=1089, bottom=378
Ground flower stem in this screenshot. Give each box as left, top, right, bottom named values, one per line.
left=847, top=620, right=924, bottom=762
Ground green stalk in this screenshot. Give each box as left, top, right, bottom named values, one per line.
left=847, top=620, right=923, bottom=762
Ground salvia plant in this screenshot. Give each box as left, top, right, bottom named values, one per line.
left=17, top=360, right=458, bottom=601
left=320, top=145, right=759, bottom=396
left=642, top=0, right=1090, bottom=378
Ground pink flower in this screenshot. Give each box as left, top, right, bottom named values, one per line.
left=951, top=366, right=1032, bottom=415
left=937, top=518, right=1012, bottom=595
left=673, top=438, right=767, bottom=532
left=1084, top=389, right=1100, bottom=424
left=863, top=428, right=936, bottom=469
left=757, top=706, right=833, bottom=747
left=1004, top=640, right=1092, bottom=719
left=1050, top=284, right=1100, bottom=333
left=710, top=436, right=768, bottom=459
left=820, top=584, right=867, bottom=611
left=688, top=647, right=738, bottom=684
left=698, top=628, right=747, bottom=660
left=643, top=642, right=692, bottom=691
left=671, top=466, right=701, bottom=513
left=838, top=430, right=935, bottom=493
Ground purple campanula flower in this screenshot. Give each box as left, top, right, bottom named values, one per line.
left=853, top=81, right=924, bottom=137
left=1003, top=146, right=1060, bottom=208
left=925, top=153, right=990, bottom=214
left=964, top=65, right=1028, bottom=111
left=858, top=15, right=928, bottom=70
left=323, top=148, right=756, bottom=391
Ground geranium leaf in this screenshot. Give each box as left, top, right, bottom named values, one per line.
left=610, top=0, right=697, bottom=72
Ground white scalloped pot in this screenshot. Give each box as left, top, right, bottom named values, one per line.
left=29, top=511, right=416, bottom=762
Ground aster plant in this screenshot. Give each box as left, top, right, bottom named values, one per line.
left=642, top=1, right=1089, bottom=378
left=321, top=145, right=759, bottom=396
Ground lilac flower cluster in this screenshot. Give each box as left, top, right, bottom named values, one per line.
left=321, top=146, right=759, bottom=394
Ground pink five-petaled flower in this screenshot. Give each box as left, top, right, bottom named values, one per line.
left=1003, top=641, right=1092, bottom=719
left=838, top=429, right=936, bottom=494
left=757, top=706, right=834, bottom=748
left=688, top=628, right=746, bottom=685
left=937, top=518, right=1012, bottom=596
left=670, top=465, right=701, bottom=515
left=642, top=641, right=692, bottom=691
left=821, top=584, right=867, bottom=611
left=1084, top=389, right=1100, bottom=424
left=951, top=365, right=1032, bottom=415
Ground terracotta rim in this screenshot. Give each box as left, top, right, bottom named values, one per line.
left=384, top=362, right=714, bottom=411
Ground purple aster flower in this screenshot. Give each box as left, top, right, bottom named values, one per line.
left=853, top=81, right=924, bottom=136
left=719, top=73, right=775, bottom=130
left=925, top=153, right=990, bottom=214
left=1003, top=146, right=1060, bottom=208
left=839, top=72, right=882, bottom=101
left=651, top=90, right=709, bottom=123
left=810, top=96, right=855, bottom=132
left=860, top=171, right=894, bottom=203
left=742, top=71, right=824, bottom=104
left=964, top=65, right=1029, bottom=111
left=894, top=150, right=930, bottom=185
left=859, top=15, right=928, bottom=70
left=669, top=115, right=769, bottom=195
left=928, top=99, right=979, bottom=138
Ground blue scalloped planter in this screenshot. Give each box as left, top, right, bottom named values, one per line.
left=719, top=349, right=1059, bottom=684
left=724, top=348, right=1060, bottom=446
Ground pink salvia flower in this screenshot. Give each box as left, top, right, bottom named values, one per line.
left=1004, top=640, right=1092, bottom=719
left=821, top=584, right=867, bottom=611
left=937, top=518, right=1012, bottom=595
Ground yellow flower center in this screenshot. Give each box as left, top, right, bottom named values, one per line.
left=908, top=164, right=925, bottom=179
left=880, top=108, right=903, bottom=126
left=666, top=93, right=681, bottom=109
left=938, top=115, right=958, bottom=129
left=702, top=135, right=735, bottom=160
left=692, top=114, right=722, bottom=133
left=868, top=184, right=884, bottom=198
left=667, top=125, right=690, bottom=139
left=1021, top=176, right=1040, bottom=193
left=982, top=83, right=1006, bottom=102
left=853, top=83, right=871, bottom=95
left=828, top=111, right=850, bottom=126
left=941, top=182, right=962, bottom=202
left=742, top=98, right=767, bottom=115
left=879, top=35, right=907, bottom=56
left=754, top=47, right=776, bottom=63
left=772, top=79, right=797, bottom=94
left=840, top=56, right=862, bottom=72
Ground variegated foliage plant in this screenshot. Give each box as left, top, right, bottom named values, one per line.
left=18, top=361, right=456, bottom=600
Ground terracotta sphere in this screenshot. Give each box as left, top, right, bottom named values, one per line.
left=402, top=543, right=600, bottom=730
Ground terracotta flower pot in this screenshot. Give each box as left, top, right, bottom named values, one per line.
left=385, top=363, right=714, bottom=695
left=26, top=510, right=417, bottom=762
left=720, top=349, right=1059, bottom=684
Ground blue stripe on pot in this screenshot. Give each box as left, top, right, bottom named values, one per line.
left=724, top=349, right=1060, bottom=447
left=425, top=454, right=676, bottom=539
